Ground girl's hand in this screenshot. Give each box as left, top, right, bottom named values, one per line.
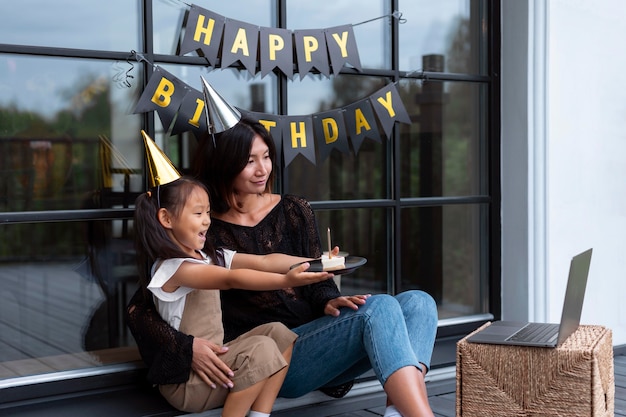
left=285, top=262, right=333, bottom=285
left=324, top=294, right=371, bottom=317
left=191, top=338, right=235, bottom=389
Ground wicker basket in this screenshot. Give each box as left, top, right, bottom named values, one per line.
left=456, top=323, right=614, bottom=416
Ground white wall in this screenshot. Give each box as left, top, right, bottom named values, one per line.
left=502, top=0, right=626, bottom=345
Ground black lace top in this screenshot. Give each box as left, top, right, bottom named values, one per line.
left=125, top=195, right=341, bottom=384
left=125, top=249, right=226, bottom=385
left=213, top=194, right=341, bottom=342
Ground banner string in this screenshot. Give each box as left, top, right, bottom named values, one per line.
left=353, top=11, right=406, bottom=26
left=131, top=50, right=153, bottom=67
left=171, top=1, right=405, bottom=26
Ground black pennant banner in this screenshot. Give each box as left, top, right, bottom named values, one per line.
left=135, top=69, right=411, bottom=166
left=179, top=4, right=362, bottom=78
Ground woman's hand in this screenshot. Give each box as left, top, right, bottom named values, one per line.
left=327, top=246, right=341, bottom=257
left=285, top=262, right=333, bottom=285
left=191, top=338, right=235, bottom=389
left=324, top=294, right=371, bottom=317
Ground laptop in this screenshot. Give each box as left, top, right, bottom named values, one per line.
left=467, top=248, right=593, bottom=348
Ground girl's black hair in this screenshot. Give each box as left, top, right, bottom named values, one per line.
left=133, top=176, right=217, bottom=289
left=192, top=116, right=277, bottom=214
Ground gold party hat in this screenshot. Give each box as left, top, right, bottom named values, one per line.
left=141, top=130, right=181, bottom=188
left=201, top=76, right=241, bottom=134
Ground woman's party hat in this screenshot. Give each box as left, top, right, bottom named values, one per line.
left=201, top=76, right=241, bottom=134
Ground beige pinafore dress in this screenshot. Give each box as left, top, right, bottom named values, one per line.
left=159, top=289, right=297, bottom=413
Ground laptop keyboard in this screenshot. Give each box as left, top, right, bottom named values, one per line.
left=506, top=323, right=560, bottom=344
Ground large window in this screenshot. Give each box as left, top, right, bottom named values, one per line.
left=0, top=0, right=499, bottom=393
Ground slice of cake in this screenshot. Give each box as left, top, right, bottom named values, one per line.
left=321, top=254, right=345, bottom=271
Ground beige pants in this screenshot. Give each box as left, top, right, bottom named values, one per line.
left=159, top=290, right=296, bottom=413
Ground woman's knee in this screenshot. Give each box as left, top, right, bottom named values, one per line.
left=396, top=290, right=437, bottom=316
left=362, top=293, right=400, bottom=314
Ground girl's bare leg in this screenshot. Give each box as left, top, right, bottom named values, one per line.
left=221, top=344, right=293, bottom=417
left=383, top=365, right=434, bottom=417
left=222, top=382, right=266, bottom=417
left=250, top=344, right=293, bottom=412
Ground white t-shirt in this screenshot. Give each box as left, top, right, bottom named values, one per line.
left=147, top=249, right=235, bottom=330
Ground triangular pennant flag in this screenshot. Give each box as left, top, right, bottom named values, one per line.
left=220, top=18, right=259, bottom=76
left=313, top=109, right=350, bottom=163
left=294, top=29, right=331, bottom=79
left=170, top=88, right=207, bottom=140
left=369, top=83, right=412, bottom=138
left=259, top=27, right=294, bottom=79
left=241, top=110, right=284, bottom=158
left=282, top=115, right=316, bottom=166
left=180, top=5, right=225, bottom=67
left=344, top=99, right=381, bottom=154
left=325, top=25, right=362, bottom=74
left=133, top=67, right=189, bottom=131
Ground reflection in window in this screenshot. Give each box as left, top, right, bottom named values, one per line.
left=398, top=78, right=486, bottom=198
left=400, top=204, right=486, bottom=319
left=398, top=0, right=488, bottom=75
left=0, top=56, right=144, bottom=212
left=286, top=0, right=389, bottom=70
left=0, top=1, right=140, bottom=50
left=286, top=75, right=389, bottom=201
left=0, top=220, right=140, bottom=380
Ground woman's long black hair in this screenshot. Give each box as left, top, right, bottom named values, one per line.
left=192, top=117, right=277, bottom=214
left=133, top=176, right=217, bottom=289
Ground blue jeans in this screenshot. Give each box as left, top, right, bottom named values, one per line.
left=278, top=290, right=438, bottom=398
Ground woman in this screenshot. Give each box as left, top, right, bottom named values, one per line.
left=127, top=118, right=438, bottom=417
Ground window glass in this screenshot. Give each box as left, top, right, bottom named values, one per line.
left=0, top=1, right=140, bottom=50
left=285, top=75, right=389, bottom=200
left=398, top=79, right=487, bottom=197
left=154, top=0, right=273, bottom=55
left=400, top=204, right=487, bottom=319
left=0, top=220, right=139, bottom=380
left=0, top=0, right=496, bottom=387
left=0, top=55, right=144, bottom=213
left=315, top=208, right=388, bottom=294
left=398, top=0, right=488, bottom=74
left=287, top=0, right=389, bottom=70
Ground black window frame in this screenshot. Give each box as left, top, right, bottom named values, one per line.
left=0, top=0, right=501, bottom=395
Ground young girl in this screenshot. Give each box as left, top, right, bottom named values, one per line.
left=133, top=176, right=334, bottom=416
